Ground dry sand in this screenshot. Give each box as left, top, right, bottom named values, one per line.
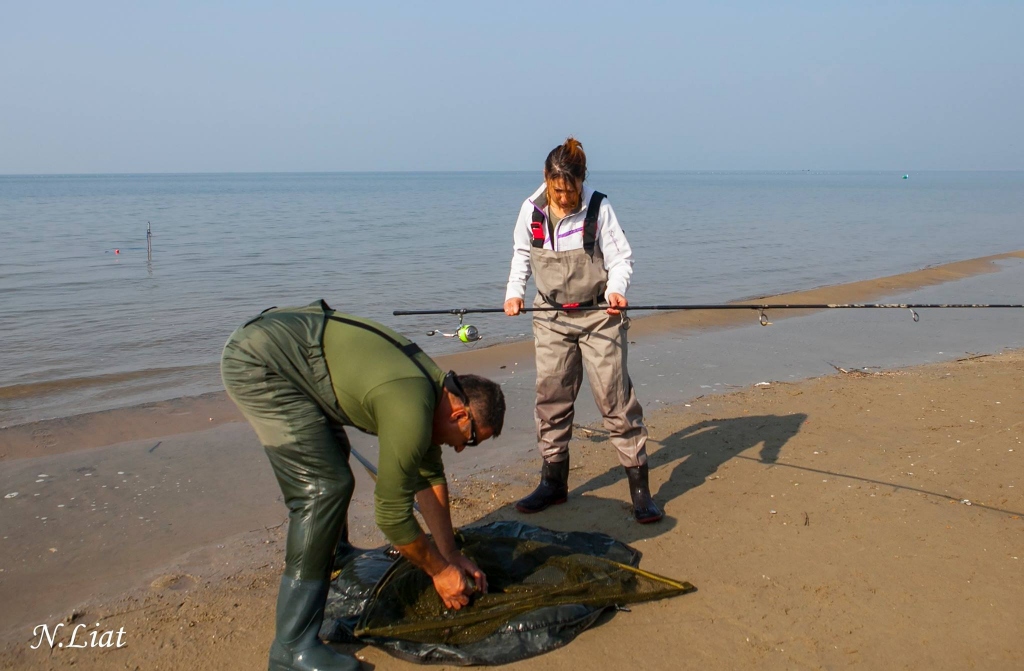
left=2, top=253, right=1024, bottom=670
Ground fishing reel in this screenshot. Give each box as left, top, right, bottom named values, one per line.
left=426, top=314, right=482, bottom=343
left=426, top=324, right=481, bottom=342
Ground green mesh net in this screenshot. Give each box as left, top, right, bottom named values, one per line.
left=322, top=522, right=695, bottom=664
left=355, top=530, right=693, bottom=646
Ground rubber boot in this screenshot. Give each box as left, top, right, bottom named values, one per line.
left=625, top=464, right=663, bottom=524
left=331, top=521, right=360, bottom=572
left=268, top=577, right=360, bottom=671
left=515, top=457, right=570, bottom=514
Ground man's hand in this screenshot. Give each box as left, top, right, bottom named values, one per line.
left=412, top=484, right=487, bottom=608
left=504, top=297, right=524, bottom=316
left=607, top=292, right=628, bottom=315
left=447, top=552, right=488, bottom=594
left=432, top=563, right=473, bottom=610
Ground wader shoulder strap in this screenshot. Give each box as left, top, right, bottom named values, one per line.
left=583, top=191, right=606, bottom=257
left=325, top=315, right=439, bottom=403
left=530, top=208, right=546, bottom=249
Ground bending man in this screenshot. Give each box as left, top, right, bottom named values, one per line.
left=221, top=300, right=506, bottom=671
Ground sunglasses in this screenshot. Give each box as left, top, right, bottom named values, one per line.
left=443, top=372, right=479, bottom=447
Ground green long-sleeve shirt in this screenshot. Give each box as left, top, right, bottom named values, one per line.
left=322, top=313, right=447, bottom=546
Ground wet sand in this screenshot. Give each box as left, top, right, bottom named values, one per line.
left=2, top=251, right=1024, bottom=669
left=5, top=250, right=1022, bottom=462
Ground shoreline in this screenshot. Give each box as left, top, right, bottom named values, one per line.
left=3, top=347, right=1022, bottom=668
left=3, top=249, right=1022, bottom=462
left=2, top=250, right=1024, bottom=666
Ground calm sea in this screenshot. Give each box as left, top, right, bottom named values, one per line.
left=1, top=171, right=1022, bottom=426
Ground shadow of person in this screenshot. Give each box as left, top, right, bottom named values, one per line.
left=653, top=413, right=806, bottom=504
left=571, top=413, right=807, bottom=515
left=467, top=493, right=680, bottom=546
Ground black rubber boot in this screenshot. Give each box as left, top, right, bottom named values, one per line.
left=268, top=577, right=360, bottom=671
left=515, top=457, right=570, bottom=514
left=625, top=464, right=663, bottom=524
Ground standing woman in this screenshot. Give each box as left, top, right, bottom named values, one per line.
left=504, top=137, right=661, bottom=523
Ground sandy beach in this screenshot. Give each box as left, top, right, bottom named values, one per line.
left=2, top=253, right=1024, bottom=670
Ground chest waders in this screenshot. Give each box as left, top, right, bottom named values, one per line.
left=515, top=192, right=662, bottom=524
left=223, top=301, right=435, bottom=671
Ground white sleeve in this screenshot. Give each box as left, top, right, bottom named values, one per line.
left=598, top=199, right=634, bottom=299
left=505, top=200, right=534, bottom=302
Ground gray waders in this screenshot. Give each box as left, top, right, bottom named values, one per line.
left=221, top=302, right=360, bottom=671
left=515, top=192, right=662, bottom=523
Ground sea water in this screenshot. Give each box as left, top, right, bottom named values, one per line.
left=1, top=171, right=1022, bottom=425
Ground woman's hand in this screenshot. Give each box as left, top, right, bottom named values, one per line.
left=607, top=293, right=628, bottom=315
left=504, top=297, right=524, bottom=316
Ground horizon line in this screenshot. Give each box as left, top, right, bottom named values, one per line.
left=2, top=168, right=1022, bottom=178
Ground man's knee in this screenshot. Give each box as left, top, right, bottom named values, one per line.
left=313, top=472, right=355, bottom=510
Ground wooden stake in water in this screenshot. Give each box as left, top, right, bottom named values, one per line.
left=147, top=221, right=152, bottom=262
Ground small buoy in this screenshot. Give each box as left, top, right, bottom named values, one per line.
left=114, top=249, right=120, bottom=254
left=902, top=174, right=909, bottom=179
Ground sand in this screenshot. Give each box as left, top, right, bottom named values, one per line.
left=2, top=253, right=1024, bottom=670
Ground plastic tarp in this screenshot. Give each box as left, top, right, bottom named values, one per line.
left=321, top=521, right=694, bottom=665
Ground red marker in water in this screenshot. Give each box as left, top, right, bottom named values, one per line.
left=114, top=249, right=120, bottom=254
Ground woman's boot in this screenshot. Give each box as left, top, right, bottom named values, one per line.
left=267, top=577, right=360, bottom=671
left=625, top=464, right=663, bottom=524
left=515, top=457, right=570, bottom=513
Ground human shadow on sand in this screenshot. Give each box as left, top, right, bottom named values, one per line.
left=649, top=413, right=806, bottom=500
left=568, top=414, right=807, bottom=528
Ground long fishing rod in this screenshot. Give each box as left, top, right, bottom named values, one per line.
left=395, top=302, right=1024, bottom=339
left=396, top=303, right=1024, bottom=316
left=350, top=447, right=379, bottom=482
left=350, top=447, right=421, bottom=512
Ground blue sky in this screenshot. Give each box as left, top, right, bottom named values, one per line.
left=1, top=1, right=1021, bottom=173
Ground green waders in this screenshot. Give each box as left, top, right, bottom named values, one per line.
left=221, top=301, right=359, bottom=671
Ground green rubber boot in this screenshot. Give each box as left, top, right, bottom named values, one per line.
left=332, top=521, right=363, bottom=572
left=267, top=577, right=360, bottom=671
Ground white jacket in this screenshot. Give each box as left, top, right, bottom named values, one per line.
left=504, top=183, right=635, bottom=302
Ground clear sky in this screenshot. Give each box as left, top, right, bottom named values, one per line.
left=1, top=1, right=1021, bottom=173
